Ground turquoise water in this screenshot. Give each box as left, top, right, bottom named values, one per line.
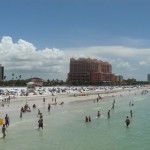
left=0, top=90, right=150, bottom=150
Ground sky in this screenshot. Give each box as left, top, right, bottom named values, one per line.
left=0, top=0, right=150, bottom=81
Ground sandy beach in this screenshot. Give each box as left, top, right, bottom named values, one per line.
left=0, top=85, right=147, bottom=113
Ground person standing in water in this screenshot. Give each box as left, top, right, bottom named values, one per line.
left=97, top=111, right=101, bottom=117
left=125, top=116, right=130, bottom=127
left=2, top=124, right=7, bottom=138
left=85, top=116, right=88, bottom=123
left=130, top=110, right=133, bottom=118
left=5, top=114, right=10, bottom=127
left=88, top=116, right=91, bottom=122
left=38, top=116, right=43, bottom=129
left=111, top=103, right=115, bottom=109
left=108, top=110, right=110, bottom=118
left=20, top=110, right=22, bottom=118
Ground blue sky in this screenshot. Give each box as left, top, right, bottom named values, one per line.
left=0, top=0, right=150, bottom=81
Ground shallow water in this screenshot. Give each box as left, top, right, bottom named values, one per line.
left=0, top=90, right=150, bottom=150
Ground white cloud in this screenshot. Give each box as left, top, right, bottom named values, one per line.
left=116, top=61, right=132, bottom=70
left=64, top=45, right=150, bottom=61
left=0, top=36, right=65, bottom=80
left=108, top=58, right=136, bottom=71
left=1, top=36, right=150, bottom=81
left=64, top=46, right=138, bottom=58
left=139, top=61, right=147, bottom=66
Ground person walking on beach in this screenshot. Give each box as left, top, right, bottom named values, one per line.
left=108, top=110, right=110, bottom=118
left=2, top=124, right=7, bottom=138
left=125, top=116, right=130, bottom=127
left=5, top=114, right=10, bottom=127
left=130, top=110, right=133, bottom=118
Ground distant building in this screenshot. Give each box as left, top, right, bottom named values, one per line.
left=26, top=77, right=44, bottom=92
left=27, top=77, right=44, bottom=86
left=147, top=74, right=150, bottom=82
left=112, top=75, right=123, bottom=83
left=68, top=58, right=113, bottom=82
left=0, top=65, right=4, bottom=80
left=118, top=75, right=123, bottom=82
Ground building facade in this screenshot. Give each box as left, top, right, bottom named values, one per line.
left=0, top=65, right=4, bottom=80
left=112, top=74, right=123, bottom=83
left=68, top=58, right=113, bottom=82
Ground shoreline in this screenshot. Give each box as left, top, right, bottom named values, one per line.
left=0, top=86, right=148, bottom=107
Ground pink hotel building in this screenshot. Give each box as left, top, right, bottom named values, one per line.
left=68, top=58, right=114, bottom=82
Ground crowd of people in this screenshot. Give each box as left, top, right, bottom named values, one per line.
left=1, top=96, right=64, bottom=138
left=1, top=88, right=149, bottom=139
left=84, top=91, right=137, bottom=128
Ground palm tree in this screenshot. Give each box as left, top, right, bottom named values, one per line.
left=47, top=79, right=50, bottom=85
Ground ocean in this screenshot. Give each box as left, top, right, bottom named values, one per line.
left=0, top=89, right=150, bottom=150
